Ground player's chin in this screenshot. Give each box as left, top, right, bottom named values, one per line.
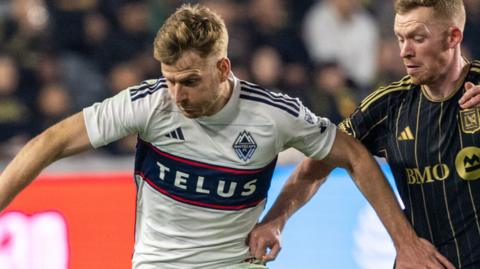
left=181, top=110, right=202, bottom=118
left=409, top=74, right=426, bottom=85
left=412, top=76, right=434, bottom=86
left=410, top=76, right=420, bottom=85
left=178, top=106, right=199, bottom=118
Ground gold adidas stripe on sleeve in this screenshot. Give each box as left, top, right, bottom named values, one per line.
left=471, top=60, right=480, bottom=68
left=360, top=76, right=412, bottom=112
left=360, top=76, right=411, bottom=106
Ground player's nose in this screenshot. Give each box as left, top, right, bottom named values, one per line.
left=173, top=85, right=187, bottom=102
left=399, top=40, right=414, bottom=58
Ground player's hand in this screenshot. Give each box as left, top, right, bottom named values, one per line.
left=247, top=221, right=282, bottom=263
left=459, top=82, right=480, bottom=109
left=395, top=237, right=455, bottom=269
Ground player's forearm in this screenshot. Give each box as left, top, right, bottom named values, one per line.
left=348, top=149, right=417, bottom=249
left=261, top=159, right=330, bottom=229
left=261, top=179, right=320, bottom=230
left=0, top=113, right=92, bottom=212
left=0, top=130, right=61, bottom=211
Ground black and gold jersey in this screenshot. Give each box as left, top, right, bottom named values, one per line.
left=339, top=60, right=480, bottom=268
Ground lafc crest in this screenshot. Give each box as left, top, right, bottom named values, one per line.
left=460, top=108, right=480, bottom=134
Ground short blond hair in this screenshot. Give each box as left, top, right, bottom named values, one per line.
left=153, top=4, right=229, bottom=65
left=395, top=0, right=466, bottom=30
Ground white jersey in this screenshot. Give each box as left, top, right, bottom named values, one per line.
left=83, top=74, right=336, bottom=269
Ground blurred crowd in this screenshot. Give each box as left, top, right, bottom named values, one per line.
left=1, top=0, right=479, bottom=160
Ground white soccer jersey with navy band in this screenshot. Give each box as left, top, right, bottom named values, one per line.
left=83, top=74, right=336, bottom=269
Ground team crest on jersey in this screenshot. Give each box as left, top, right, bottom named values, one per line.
left=459, top=108, right=480, bottom=134
left=233, top=130, right=257, bottom=161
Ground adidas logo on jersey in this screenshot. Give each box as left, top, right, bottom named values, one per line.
left=166, top=128, right=185, bottom=141
left=398, top=126, right=414, bottom=141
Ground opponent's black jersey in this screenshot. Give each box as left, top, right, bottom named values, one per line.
left=339, top=61, right=480, bottom=268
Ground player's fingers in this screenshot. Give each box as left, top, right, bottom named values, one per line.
left=263, top=242, right=281, bottom=262
left=460, top=92, right=480, bottom=109
left=434, top=252, right=455, bottom=269
left=465, top=81, right=475, bottom=90
left=465, top=82, right=475, bottom=91
left=461, top=95, right=480, bottom=109
left=247, top=232, right=258, bottom=256
left=425, top=258, right=444, bottom=269
left=459, top=82, right=477, bottom=105
left=459, top=88, right=475, bottom=105
left=253, top=239, right=268, bottom=260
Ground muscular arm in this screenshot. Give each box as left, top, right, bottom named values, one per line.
left=324, top=131, right=418, bottom=254
left=0, top=112, right=93, bottom=211
left=247, top=157, right=332, bottom=261
left=249, top=130, right=413, bottom=259
left=250, top=130, right=454, bottom=269
left=258, top=158, right=332, bottom=231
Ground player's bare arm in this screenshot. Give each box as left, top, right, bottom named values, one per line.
left=249, top=130, right=454, bottom=269
left=248, top=159, right=332, bottom=262
left=0, top=112, right=93, bottom=212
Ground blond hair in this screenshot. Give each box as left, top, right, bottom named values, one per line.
left=153, top=4, right=229, bottom=65
left=395, top=0, right=466, bottom=30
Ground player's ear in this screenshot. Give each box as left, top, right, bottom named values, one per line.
left=217, top=57, right=231, bottom=82
left=448, top=26, right=463, bottom=48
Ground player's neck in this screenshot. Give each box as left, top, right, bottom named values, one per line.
left=422, top=53, right=468, bottom=100
left=207, top=79, right=233, bottom=116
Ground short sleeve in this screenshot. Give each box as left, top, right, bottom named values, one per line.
left=282, top=104, right=337, bottom=160
left=338, top=85, right=397, bottom=157
left=83, top=84, right=162, bottom=148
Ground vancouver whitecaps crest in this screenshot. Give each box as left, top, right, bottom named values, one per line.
left=232, top=130, right=257, bottom=161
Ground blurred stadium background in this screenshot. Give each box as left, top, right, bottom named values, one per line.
left=0, top=0, right=479, bottom=268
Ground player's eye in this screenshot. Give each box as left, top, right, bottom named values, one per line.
left=413, top=36, right=425, bottom=43
left=183, top=79, right=199, bottom=87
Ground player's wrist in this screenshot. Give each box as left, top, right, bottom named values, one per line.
left=391, top=226, right=419, bottom=250
left=260, top=214, right=287, bottom=232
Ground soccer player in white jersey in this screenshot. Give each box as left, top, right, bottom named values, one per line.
left=0, top=4, right=450, bottom=269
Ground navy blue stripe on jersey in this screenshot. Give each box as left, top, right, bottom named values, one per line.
left=176, top=128, right=185, bottom=140
left=134, top=139, right=277, bottom=210
left=239, top=94, right=299, bottom=117
left=166, top=130, right=177, bottom=139
left=240, top=81, right=301, bottom=109
left=131, top=84, right=167, bottom=101
left=240, top=81, right=301, bottom=111
left=130, top=78, right=165, bottom=95
left=130, top=78, right=167, bottom=101
left=132, top=78, right=165, bottom=92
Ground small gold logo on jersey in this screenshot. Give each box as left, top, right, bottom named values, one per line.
left=455, top=147, right=480, bottom=180
left=459, top=108, right=480, bottom=134
left=398, top=126, right=414, bottom=141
